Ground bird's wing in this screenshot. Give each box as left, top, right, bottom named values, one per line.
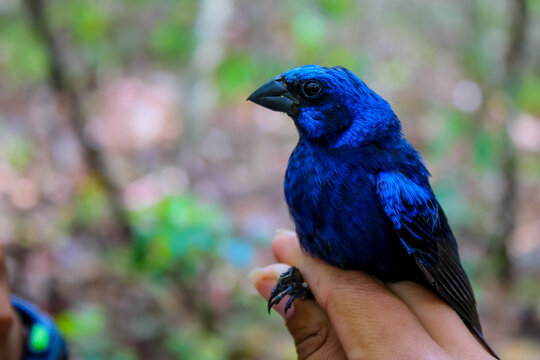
left=375, top=171, right=482, bottom=333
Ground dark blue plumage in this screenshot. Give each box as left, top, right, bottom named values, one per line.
left=248, top=65, right=496, bottom=357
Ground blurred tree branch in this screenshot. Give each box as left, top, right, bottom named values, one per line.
left=490, top=0, right=529, bottom=281
left=23, top=0, right=132, bottom=241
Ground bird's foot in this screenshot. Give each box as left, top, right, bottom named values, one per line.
left=268, top=266, right=314, bottom=315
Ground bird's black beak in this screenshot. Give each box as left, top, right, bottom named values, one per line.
left=247, top=78, right=295, bottom=115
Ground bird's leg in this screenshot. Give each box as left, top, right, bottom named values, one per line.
left=267, top=266, right=314, bottom=314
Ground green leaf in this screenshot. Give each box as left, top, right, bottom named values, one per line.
left=0, top=20, right=47, bottom=81
left=529, top=0, right=540, bottom=14
left=150, top=23, right=194, bottom=62
left=165, top=327, right=228, bottom=360
left=129, top=196, right=232, bottom=275
left=5, top=136, right=34, bottom=170
left=473, top=130, right=498, bottom=170
left=73, top=177, right=109, bottom=226
left=319, top=0, right=355, bottom=20
left=56, top=305, right=106, bottom=339
left=517, top=75, right=540, bottom=115
left=64, top=0, right=110, bottom=44
left=216, top=54, right=257, bottom=101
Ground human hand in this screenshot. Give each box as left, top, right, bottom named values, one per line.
left=249, top=230, right=495, bottom=360
left=0, top=248, right=22, bottom=360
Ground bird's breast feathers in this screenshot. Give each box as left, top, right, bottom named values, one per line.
left=284, top=141, right=413, bottom=274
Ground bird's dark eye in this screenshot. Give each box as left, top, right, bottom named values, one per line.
left=301, top=81, right=322, bottom=99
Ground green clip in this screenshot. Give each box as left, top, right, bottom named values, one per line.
left=29, top=323, right=50, bottom=353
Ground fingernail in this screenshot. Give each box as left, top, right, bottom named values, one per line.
left=248, top=267, right=264, bottom=284
left=275, top=228, right=296, bottom=237
left=249, top=264, right=290, bottom=285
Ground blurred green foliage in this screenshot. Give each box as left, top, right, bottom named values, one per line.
left=73, top=177, right=110, bottom=227
left=216, top=54, right=259, bottom=101
left=57, top=305, right=106, bottom=340
left=131, top=196, right=231, bottom=276
left=517, top=76, right=540, bottom=115
left=319, top=0, right=356, bottom=20
left=0, top=19, right=47, bottom=81
left=165, top=326, right=228, bottom=360
left=5, top=136, right=34, bottom=170
left=52, top=194, right=270, bottom=359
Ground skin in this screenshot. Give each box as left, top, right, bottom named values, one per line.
left=250, top=230, right=496, bottom=360
left=0, top=248, right=22, bottom=360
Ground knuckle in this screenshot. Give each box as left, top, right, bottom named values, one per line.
left=325, top=272, right=384, bottom=307
left=293, top=322, right=330, bottom=360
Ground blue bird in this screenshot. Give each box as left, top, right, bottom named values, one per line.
left=248, top=65, right=497, bottom=358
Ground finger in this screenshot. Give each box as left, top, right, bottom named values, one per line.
left=250, top=263, right=346, bottom=359
left=0, top=247, right=22, bottom=360
left=389, top=282, right=495, bottom=359
left=0, top=248, right=14, bottom=338
left=302, top=255, right=451, bottom=360
left=273, top=232, right=451, bottom=360
left=272, top=229, right=303, bottom=266
left=249, top=263, right=297, bottom=319
left=288, top=292, right=346, bottom=360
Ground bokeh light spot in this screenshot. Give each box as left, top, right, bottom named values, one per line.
left=452, top=80, right=482, bottom=112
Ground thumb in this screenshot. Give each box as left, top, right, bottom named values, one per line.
left=250, top=263, right=346, bottom=359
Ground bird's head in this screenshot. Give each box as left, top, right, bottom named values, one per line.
left=248, top=65, right=401, bottom=147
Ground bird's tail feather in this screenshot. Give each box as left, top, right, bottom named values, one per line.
left=471, top=326, right=499, bottom=359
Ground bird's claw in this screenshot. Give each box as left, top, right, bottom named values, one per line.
left=267, top=266, right=314, bottom=315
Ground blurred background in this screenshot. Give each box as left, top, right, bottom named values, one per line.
left=0, top=0, right=540, bottom=358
